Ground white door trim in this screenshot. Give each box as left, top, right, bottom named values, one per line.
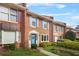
left=28, top=30, right=39, bottom=48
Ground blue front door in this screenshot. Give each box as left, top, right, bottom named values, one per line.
left=31, top=34, right=36, bottom=44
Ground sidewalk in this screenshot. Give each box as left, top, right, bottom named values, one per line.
left=37, top=47, right=59, bottom=56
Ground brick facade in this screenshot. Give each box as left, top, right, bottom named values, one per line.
left=0, top=3, right=67, bottom=48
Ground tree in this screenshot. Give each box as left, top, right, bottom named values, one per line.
left=64, top=30, right=76, bottom=41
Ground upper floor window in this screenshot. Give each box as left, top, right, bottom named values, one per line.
left=0, top=6, right=9, bottom=21
left=42, top=34, right=48, bottom=41
left=29, top=17, right=38, bottom=28
left=10, top=9, right=17, bottom=22
left=42, top=21, right=48, bottom=30
left=0, top=6, right=18, bottom=22
left=53, top=25, right=64, bottom=32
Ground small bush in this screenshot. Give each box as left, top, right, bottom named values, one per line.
left=4, top=44, right=15, bottom=50
left=57, top=39, right=79, bottom=50
left=31, top=44, right=37, bottom=49
left=39, top=42, right=54, bottom=47
left=57, top=39, right=64, bottom=42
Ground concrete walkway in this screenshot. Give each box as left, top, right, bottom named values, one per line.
left=37, top=47, right=59, bottom=56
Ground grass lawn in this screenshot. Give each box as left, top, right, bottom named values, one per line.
left=43, top=46, right=79, bottom=56
left=0, top=48, right=46, bottom=56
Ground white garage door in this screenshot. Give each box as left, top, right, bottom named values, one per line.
left=2, top=31, right=16, bottom=44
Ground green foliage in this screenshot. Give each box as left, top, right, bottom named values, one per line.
left=64, top=30, right=76, bottom=41
left=44, top=46, right=79, bottom=56
left=31, top=44, right=37, bottom=49
left=39, top=42, right=54, bottom=47
left=4, top=44, right=15, bottom=50
left=57, top=39, right=79, bottom=50
left=3, top=48, right=46, bottom=56
left=57, top=39, right=64, bottom=42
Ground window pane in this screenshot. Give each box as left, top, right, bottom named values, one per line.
left=0, top=6, right=9, bottom=13
left=32, top=21, right=36, bottom=26
left=2, top=31, right=16, bottom=44
left=42, top=21, right=48, bottom=29
left=44, top=35, right=46, bottom=41
left=42, top=35, right=43, bottom=41
left=47, top=35, right=48, bottom=41
left=10, top=9, right=17, bottom=15
left=10, top=15, right=17, bottom=22
left=0, top=13, right=8, bottom=21
left=30, top=17, right=38, bottom=27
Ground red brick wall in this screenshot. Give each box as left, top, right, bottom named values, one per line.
left=49, top=21, right=53, bottom=42
left=24, top=15, right=50, bottom=48
left=53, top=24, right=66, bottom=38
left=18, top=10, right=27, bottom=48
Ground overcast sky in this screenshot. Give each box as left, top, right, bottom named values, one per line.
left=27, top=3, right=79, bottom=28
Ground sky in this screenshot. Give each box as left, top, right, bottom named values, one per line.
left=27, top=3, right=79, bottom=28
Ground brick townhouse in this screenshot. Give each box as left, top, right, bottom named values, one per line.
left=53, top=21, right=66, bottom=42
left=0, top=3, right=26, bottom=48
left=20, top=10, right=66, bottom=48
left=0, top=3, right=66, bottom=48
left=22, top=11, right=53, bottom=48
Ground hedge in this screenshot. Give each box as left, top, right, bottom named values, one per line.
left=39, top=42, right=54, bottom=47
left=4, top=44, right=15, bottom=50
left=57, top=39, right=79, bottom=50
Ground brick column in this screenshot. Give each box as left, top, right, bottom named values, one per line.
left=49, top=21, right=53, bottom=42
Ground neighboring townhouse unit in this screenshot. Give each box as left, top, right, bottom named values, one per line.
left=0, top=3, right=26, bottom=48
left=53, top=21, right=66, bottom=42
left=66, top=26, right=79, bottom=39
left=21, top=11, right=53, bottom=48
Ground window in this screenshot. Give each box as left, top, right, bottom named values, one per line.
left=10, top=9, right=17, bottom=22
left=2, top=31, right=16, bottom=44
left=0, top=6, right=9, bottom=21
left=0, top=6, right=9, bottom=13
left=41, top=34, right=48, bottom=41
left=0, top=13, right=8, bottom=21
left=0, top=6, right=18, bottom=22
left=56, top=26, right=58, bottom=32
left=53, top=25, right=58, bottom=32
left=29, top=17, right=38, bottom=27
left=53, top=25, right=63, bottom=32
left=42, top=21, right=48, bottom=30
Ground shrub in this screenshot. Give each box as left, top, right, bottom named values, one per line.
left=31, top=44, right=37, bottom=49
left=57, top=39, right=64, bottom=42
left=39, top=42, right=54, bottom=47
left=57, top=39, right=79, bottom=50
left=64, top=30, right=76, bottom=41
left=4, top=44, right=15, bottom=50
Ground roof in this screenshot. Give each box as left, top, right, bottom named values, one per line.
left=27, top=10, right=53, bottom=22
left=53, top=20, right=66, bottom=26
left=27, top=11, right=66, bottom=26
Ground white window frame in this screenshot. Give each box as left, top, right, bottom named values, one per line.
left=42, top=21, right=48, bottom=30
left=29, top=16, right=38, bottom=28
left=10, top=9, right=17, bottom=22
left=0, top=6, right=9, bottom=21
left=0, top=6, right=18, bottom=22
